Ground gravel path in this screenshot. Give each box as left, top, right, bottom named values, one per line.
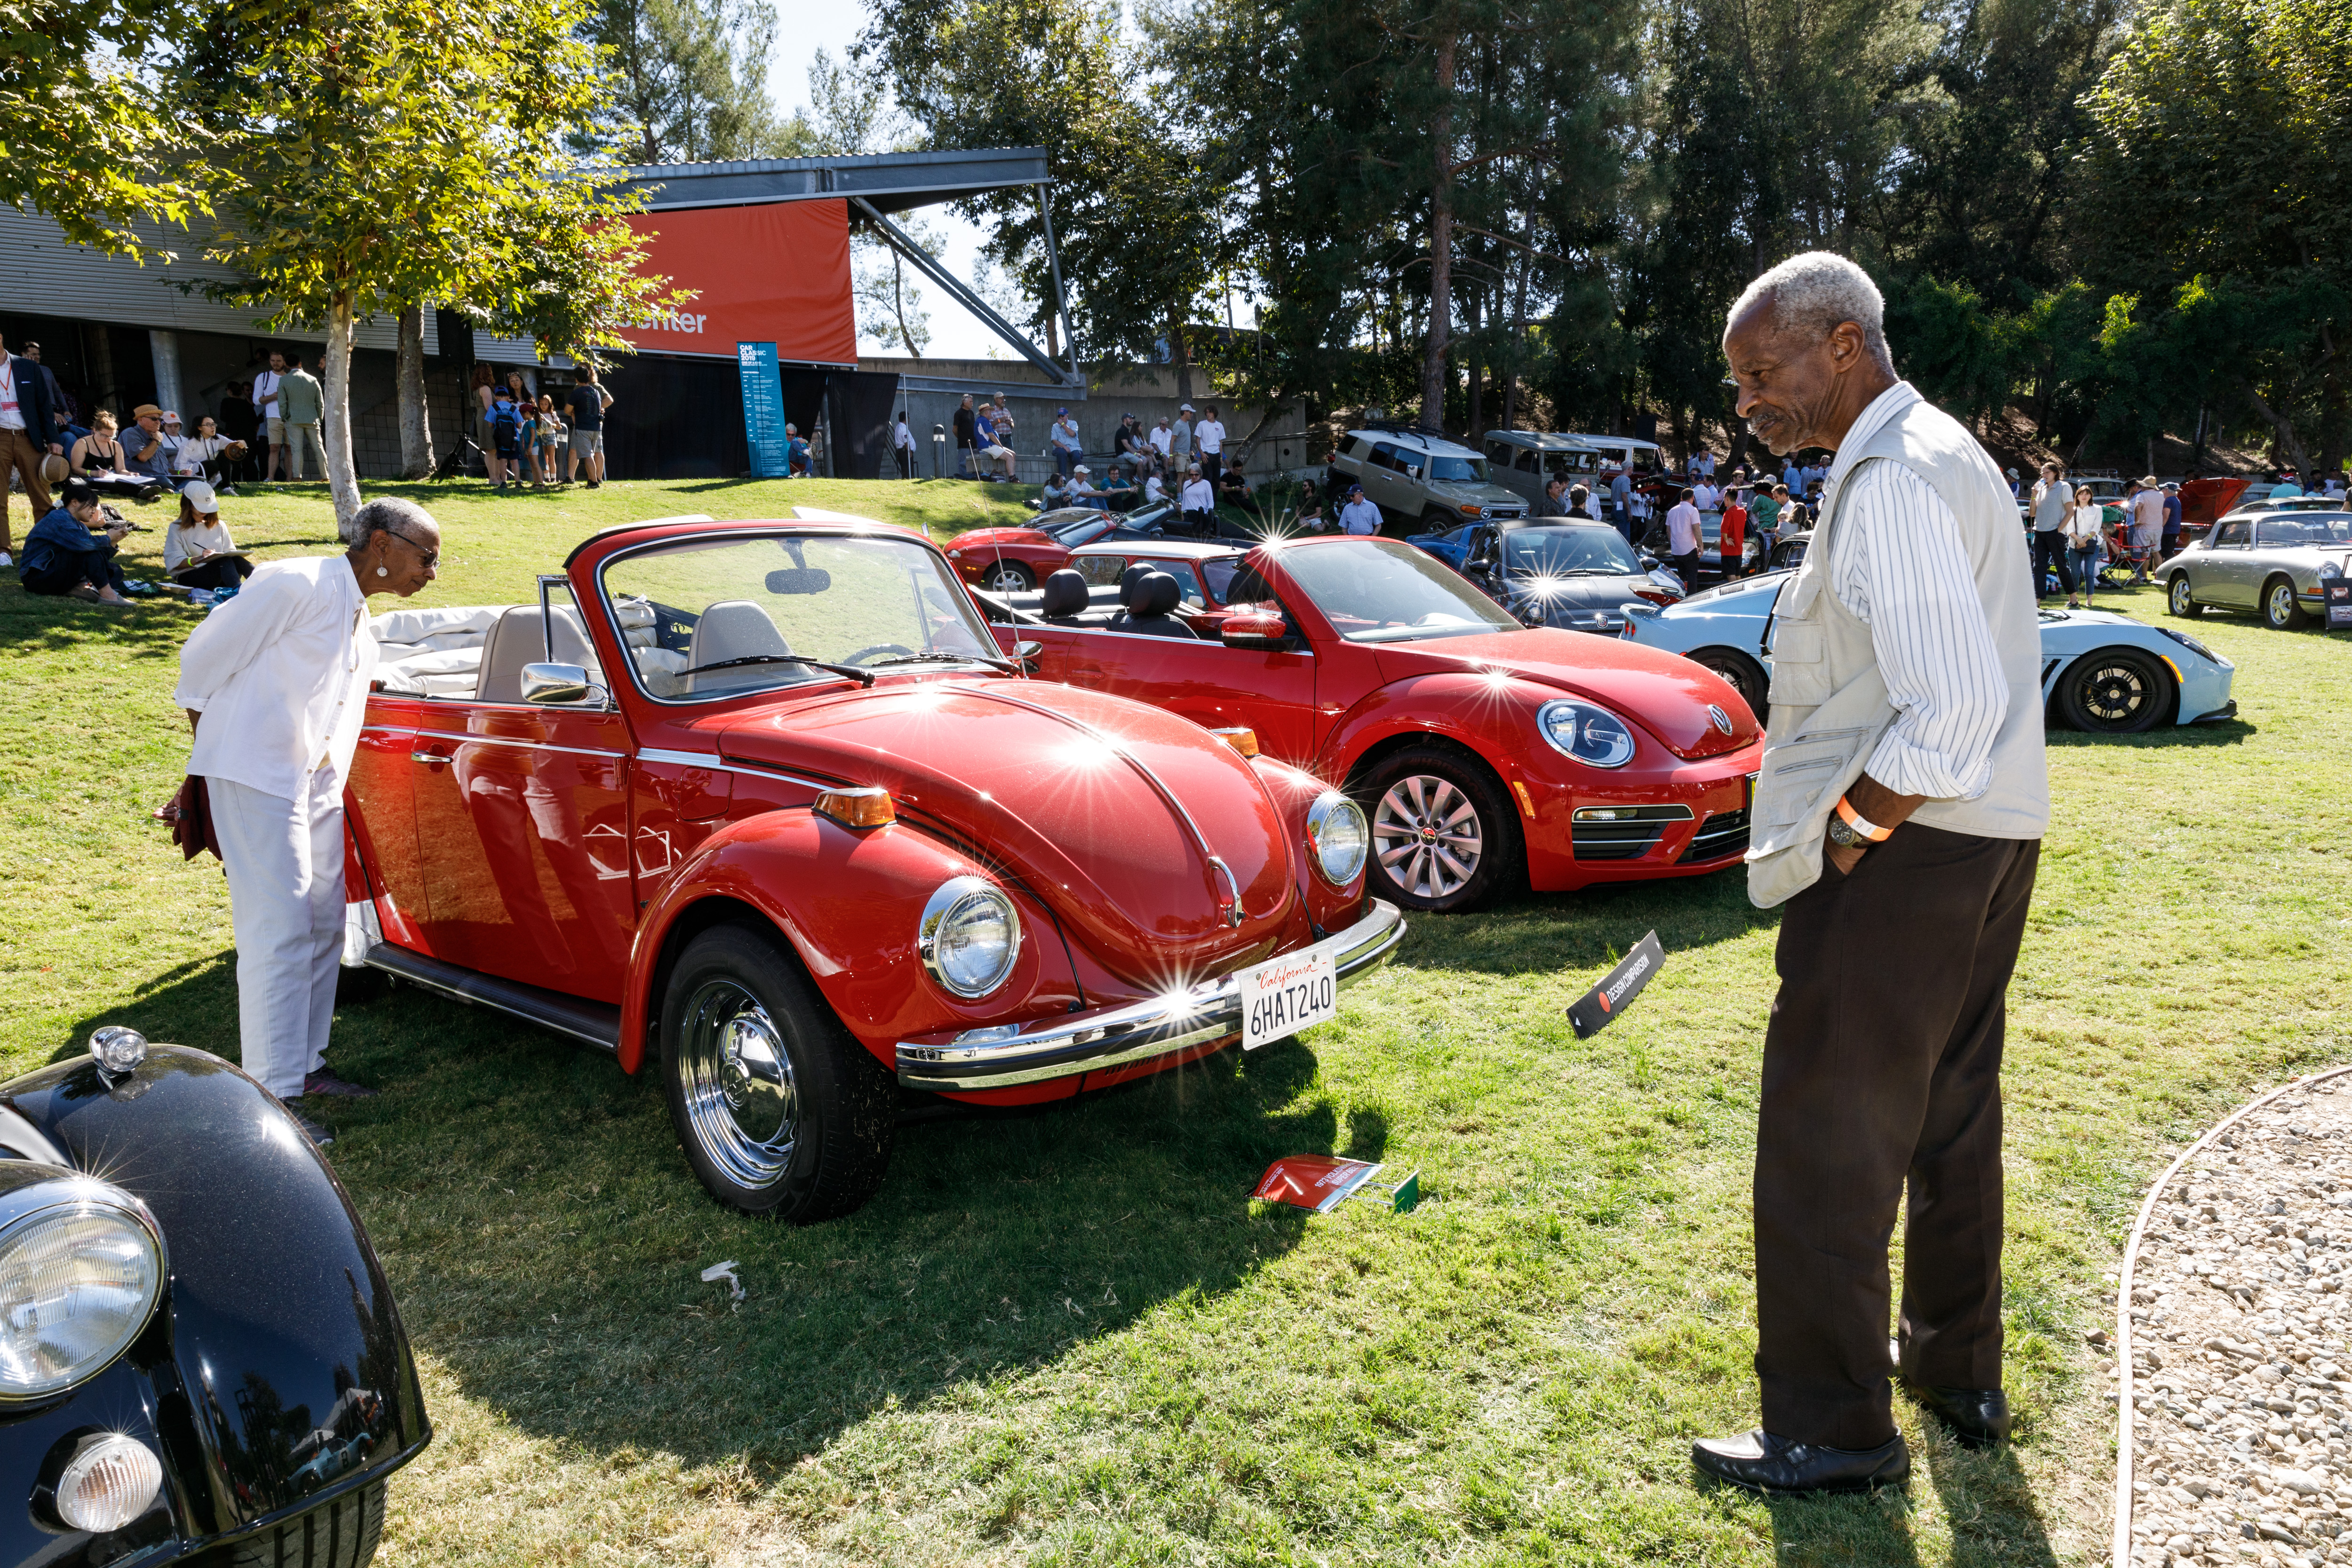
left=2121, top=1075, right=2352, bottom=1568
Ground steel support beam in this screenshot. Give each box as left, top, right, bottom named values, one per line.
left=850, top=198, right=1083, bottom=395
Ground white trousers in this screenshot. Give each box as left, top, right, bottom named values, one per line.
left=209, top=767, right=344, bottom=1098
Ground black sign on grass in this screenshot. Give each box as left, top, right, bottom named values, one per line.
left=1566, top=930, right=1665, bottom=1039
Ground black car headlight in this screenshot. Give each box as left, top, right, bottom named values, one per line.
left=1306, top=791, right=1369, bottom=886
left=2157, top=626, right=2219, bottom=663
left=918, top=876, right=1022, bottom=998
left=0, top=1176, right=164, bottom=1401
left=1537, top=700, right=1638, bottom=768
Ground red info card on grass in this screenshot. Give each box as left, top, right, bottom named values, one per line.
left=1252, top=1155, right=1421, bottom=1214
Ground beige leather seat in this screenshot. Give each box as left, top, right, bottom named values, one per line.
left=684, top=601, right=791, bottom=693
left=476, top=606, right=600, bottom=704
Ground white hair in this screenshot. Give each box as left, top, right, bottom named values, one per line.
left=1729, top=251, right=1894, bottom=370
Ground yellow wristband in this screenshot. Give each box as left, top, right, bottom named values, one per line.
left=1835, top=796, right=1892, bottom=843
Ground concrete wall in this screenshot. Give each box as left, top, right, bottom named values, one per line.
left=859, top=356, right=1315, bottom=482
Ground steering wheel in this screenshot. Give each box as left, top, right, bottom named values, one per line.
left=841, top=643, right=918, bottom=668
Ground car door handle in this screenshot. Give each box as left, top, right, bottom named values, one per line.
left=410, top=749, right=452, bottom=766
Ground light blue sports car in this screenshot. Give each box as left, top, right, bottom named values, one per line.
left=1618, top=570, right=2238, bottom=734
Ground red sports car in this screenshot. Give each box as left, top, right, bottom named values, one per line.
left=992, top=534, right=1765, bottom=914
left=347, top=513, right=1401, bottom=1220
left=940, top=502, right=1177, bottom=593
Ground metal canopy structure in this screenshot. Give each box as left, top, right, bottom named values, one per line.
left=619, top=147, right=1083, bottom=394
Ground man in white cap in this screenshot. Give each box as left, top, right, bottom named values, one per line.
left=2129, top=475, right=2166, bottom=581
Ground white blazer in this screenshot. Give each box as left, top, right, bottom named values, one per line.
left=175, top=556, right=377, bottom=800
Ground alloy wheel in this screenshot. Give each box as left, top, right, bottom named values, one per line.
left=1372, top=774, right=1484, bottom=902
left=2078, top=661, right=2152, bottom=727
left=2266, top=580, right=2303, bottom=629
left=675, top=980, right=800, bottom=1190
left=2168, top=575, right=2198, bottom=617
left=985, top=563, right=1033, bottom=593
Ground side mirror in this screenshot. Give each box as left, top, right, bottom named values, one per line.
left=1220, top=613, right=1288, bottom=651
left=1013, top=638, right=1043, bottom=673
left=521, top=662, right=596, bottom=705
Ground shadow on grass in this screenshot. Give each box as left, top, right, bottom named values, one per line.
left=2047, top=717, right=2256, bottom=749
left=59, top=961, right=1339, bottom=1480
left=1762, top=1484, right=1925, bottom=1567
left=1401, top=864, right=1778, bottom=978
left=1915, top=1433, right=2061, bottom=1568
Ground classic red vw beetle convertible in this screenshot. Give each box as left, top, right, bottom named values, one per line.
left=345, top=513, right=1402, bottom=1219
left=989, top=534, right=1766, bottom=914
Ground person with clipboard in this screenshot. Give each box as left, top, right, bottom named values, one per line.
left=165, top=481, right=255, bottom=594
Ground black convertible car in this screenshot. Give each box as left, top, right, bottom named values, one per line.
left=0, top=1031, right=427, bottom=1567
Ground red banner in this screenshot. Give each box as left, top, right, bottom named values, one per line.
left=620, top=201, right=856, bottom=366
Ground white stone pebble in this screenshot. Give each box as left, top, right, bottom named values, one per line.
left=2125, top=1080, right=2352, bottom=1567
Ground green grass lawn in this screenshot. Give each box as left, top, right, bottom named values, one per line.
left=3, top=474, right=2348, bottom=1566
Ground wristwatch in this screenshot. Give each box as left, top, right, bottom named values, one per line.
left=1828, top=795, right=1894, bottom=852
left=1826, top=812, right=1868, bottom=851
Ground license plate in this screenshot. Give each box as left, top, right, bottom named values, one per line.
left=1240, top=942, right=1339, bottom=1049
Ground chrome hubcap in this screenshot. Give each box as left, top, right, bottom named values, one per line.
left=987, top=565, right=1030, bottom=591
left=2171, top=579, right=2191, bottom=613
left=1373, top=775, right=1483, bottom=901
left=2081, top=662, right=2148, bottom=724
left=678, top=981, right=799, bottom=1189
left=2270, top=584, right=2294, bottom=622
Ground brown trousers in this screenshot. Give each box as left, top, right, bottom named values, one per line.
left=1754, top=822, right=2040, bottom=1449
left=2, top=426, right=52, bottom=550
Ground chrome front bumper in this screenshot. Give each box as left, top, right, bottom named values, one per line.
left=894, top=899, right=1406, bottom=1091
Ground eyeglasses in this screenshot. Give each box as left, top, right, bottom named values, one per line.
left=383, top=525, right=439, bottom=568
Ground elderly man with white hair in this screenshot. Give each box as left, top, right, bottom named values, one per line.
left=174, top=497, right=442, bottom=1146
left=1692, top=253, right=2048, bottom=1496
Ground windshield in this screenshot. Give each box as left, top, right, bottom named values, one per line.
left=601, top=532, right=1000, bottom=702
left=1201, top=557, right=1241, bottom=600
left=1045, top=514, right=1115, bottom=547
left=2257, top=516, right=2352, bottom=546
left=1502, top=526, right=1642, bottom=576
left=1275, top=538, right=1521, bottom=643
left=1426, top=455, right=1489, bottom=484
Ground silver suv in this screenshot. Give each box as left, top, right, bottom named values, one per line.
left=1327, top=428, right=1528, bottom=531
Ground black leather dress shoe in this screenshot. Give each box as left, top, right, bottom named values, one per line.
left=1692, top=1429, right=1909, bottom=1495
left=1905, top=1383, right=2011, bottom=1447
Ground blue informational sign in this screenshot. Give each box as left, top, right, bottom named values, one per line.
left=738, top=342, right=791, bottom=478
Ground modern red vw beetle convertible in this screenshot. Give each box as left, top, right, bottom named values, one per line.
left=345, top=513, right=1402, bottom=1220
left=990, top=535, right=1766, bottom=914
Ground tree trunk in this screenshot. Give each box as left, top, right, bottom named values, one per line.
left=1417, top=27, right=1457, bottom=433
left=1502, top=201, right=1534, bottom=430
left=2241, top=379, right=2311, bottom=477
left=1465, top=283, right=1483, bottom=436
left=396, top=303, right=433, bottom=480
left=1727, top=414, right=1752, bottom=477
left=322, top=291, right=362, bottom=535
left=1169, top=310, right=1193, bottom=405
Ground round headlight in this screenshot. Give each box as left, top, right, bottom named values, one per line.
left=1306, top=791, right=1369, bottom=886
left=55, top=1433, right=163, bottom=1532
left=1537, top=700, right=1638, bottom=769
left=918, top=876, right=1021, bottom=998
left=0, top=1186, right=164, bottom=1401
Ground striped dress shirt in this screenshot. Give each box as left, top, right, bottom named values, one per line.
left=1819, top=386, right=2009, bottom=802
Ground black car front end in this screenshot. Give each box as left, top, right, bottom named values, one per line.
left=0, top=1038, right=428, bottom=1567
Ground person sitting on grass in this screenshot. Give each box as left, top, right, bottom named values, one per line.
left=1142, top=465, right=1167, bottom=505
left=1100, top=466, right=1136, bottom=507
left=165, top=481, right=255, bottom=594
left=1038, top=470, right=1073, bottom=509
left=786, top=424, right=812, bottom=477
left=1067, top=464, right=1104, bottom=501
left=21, top=478, right=134, bottom=604
left=1216, top=454, right=1254, bottom=511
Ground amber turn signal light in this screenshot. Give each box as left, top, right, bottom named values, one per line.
left=1208, top=727, right=1260, bottom=757
left=815, top=785, right=895, bottom=829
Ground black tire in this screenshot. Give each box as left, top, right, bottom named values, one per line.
left=979, top=560, right=1034, bottom=594
left=2262, top=574, right=2311, bottom=630
left=2167, top=573, right=2202, bottom=618
left=2057, top=647, right=2173, bottom=734
left=1689, top=647, right=1770, bottom=718
left=1351, top=743, right=1524, bottom=914
left=660, top=923, right=896, bottom=1220
left=223, top=1479, right=385, bottom=1568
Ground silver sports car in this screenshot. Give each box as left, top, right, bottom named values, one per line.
left=2164, top=509, right=2352, bottom=629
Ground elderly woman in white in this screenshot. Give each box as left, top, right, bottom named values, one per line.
left=174, top=497, right=440, bottom=1145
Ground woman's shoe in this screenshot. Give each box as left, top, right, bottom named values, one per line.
left=2066, top=598, right=2080, bottom=609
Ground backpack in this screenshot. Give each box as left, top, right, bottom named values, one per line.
left=489, top=398, right=521, bottom=443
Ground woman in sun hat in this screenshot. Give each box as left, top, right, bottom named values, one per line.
left=165, top=480, right=255, bottom=593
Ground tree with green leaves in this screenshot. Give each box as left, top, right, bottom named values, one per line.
left=0, top=0, right=202, bottom=259
left=584, top=0, right=812, bottom=164
left=177, top=0, right=681, bottom=525
left=2077, top=0, right=2350, bottom=473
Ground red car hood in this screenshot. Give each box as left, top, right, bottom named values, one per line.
left=942, top=527, right=1050, bottom=553
left=1373, top=629, right=1759, bottom=760
left=716, top=681, right=1296, bottom=987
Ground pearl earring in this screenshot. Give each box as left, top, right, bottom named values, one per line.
left=377, top=565, right=389, bottom=577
